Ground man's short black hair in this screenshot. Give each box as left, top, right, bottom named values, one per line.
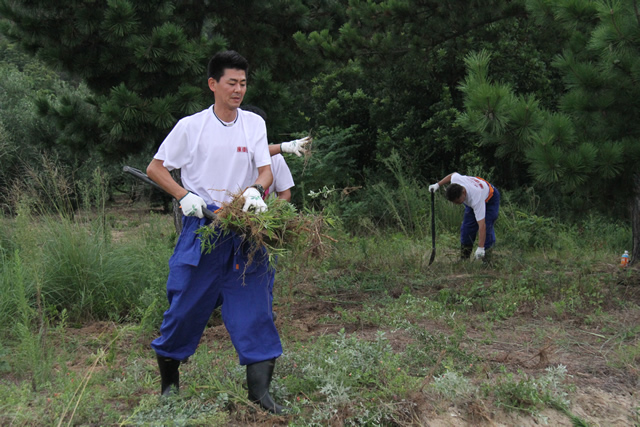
left=207, top=50, right=249, bottom=81
left=446, top=183, right=464, bottom=202
left=242, top=105, right=267, bottom=121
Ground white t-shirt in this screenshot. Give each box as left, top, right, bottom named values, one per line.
left=266, top=154, right=294, bottom=197
left=451, top=172, right=491, bottom=221
left=154, top=106, right=271, bottom=205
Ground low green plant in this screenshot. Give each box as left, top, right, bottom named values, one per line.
left=487, top=365, right=581, bottom=424
left=279, top=329, right=420, bottom=424
left=431, top=370, right=478, bottom=400
left=610, top=340, right=640, bottom=372
left=456, top=271, right=547, bottom=320
left=402, top=325, right=479, bottom=378
left=329, top=293, right=449, bottom=331
left=7, top=250, right=61, bottom=391
left=132, top=288, right=165, bottom=337
left=122, top=394, right=229, bottom=426
left=550, top=274, right=608, bottom=318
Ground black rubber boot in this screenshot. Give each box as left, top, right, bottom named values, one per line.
left=156, top=354, right=180, bottom=397
left=247, top=359, right=286, bottom=414
left=461, top=245, right=473, bottom=261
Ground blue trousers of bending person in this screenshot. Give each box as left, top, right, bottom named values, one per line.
left=460, top=186, right=500, bottom=250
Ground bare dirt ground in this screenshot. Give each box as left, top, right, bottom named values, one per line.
left=101, top=197, right=640, bottom=426
left=268, top=281, right=639, bottom=426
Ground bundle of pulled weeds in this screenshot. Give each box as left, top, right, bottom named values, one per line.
left=197, top=191, right=335, bottom=266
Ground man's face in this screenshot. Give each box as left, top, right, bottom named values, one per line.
left=208, top=68, right=247, bottom=110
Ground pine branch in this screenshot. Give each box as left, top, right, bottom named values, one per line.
left=634, top=0, right=640, bottom=26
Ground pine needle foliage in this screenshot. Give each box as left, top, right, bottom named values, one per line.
left=197, top=192, right=335, bottom=267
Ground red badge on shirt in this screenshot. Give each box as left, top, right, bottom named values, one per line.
left=236, top=146, right=248, bottom=152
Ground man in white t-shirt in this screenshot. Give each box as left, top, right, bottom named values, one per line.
left=429, top=172, right=501, bottom=262
left=265, top=153, right=294, bottom=201
left=240, top=105, right=296, bottom=202
left=146, top=50, right=285, bottom=414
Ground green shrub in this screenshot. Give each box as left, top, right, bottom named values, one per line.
left=498, top=202, right=572, bottom=251
left=576, top=214, right=632, bottom=253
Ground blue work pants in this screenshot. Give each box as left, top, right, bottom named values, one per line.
left=151, top=208, right=282, bottom=365
left=460, top=187, right=501, bottom=249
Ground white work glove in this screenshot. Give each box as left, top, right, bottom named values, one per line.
left=428, top=183, right=440, bottom=193
left=280, top=136, right=311, bottom=157
left=242, top=187, right=268, bottom=213
left=475, top=247, right=485, bottom=260
left=179, top=192, right=207, bottom=218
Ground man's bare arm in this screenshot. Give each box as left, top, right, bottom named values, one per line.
left=147, top=159, right=188, bottom=200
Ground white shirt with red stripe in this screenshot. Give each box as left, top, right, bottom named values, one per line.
left=451, top=172, right=491, bottom=221
left=154, top=106, right=271, bottom=206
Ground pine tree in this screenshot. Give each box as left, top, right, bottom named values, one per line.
left=293, top=0, right=567, bottom=188
left=0, top=0, right=213, bottom=158
left=458, top=0, right=640, bottom=263
left=0, top=0, right=331, bottom=159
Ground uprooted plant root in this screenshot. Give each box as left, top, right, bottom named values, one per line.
left=197, top=190, right=335, bottom=267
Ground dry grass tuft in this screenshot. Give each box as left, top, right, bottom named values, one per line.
left=198, top=190, right=336, bottom=266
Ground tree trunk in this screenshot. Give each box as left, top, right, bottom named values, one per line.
left=632, top=173, right=640, bottom=265
left=170, top=169, right=183, bottom=235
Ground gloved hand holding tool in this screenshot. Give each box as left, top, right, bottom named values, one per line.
left=242, top=186, right=268, bottom=213
left=179, top=192, right=207, bottom=218
left=122, top=166, right=217, bottom=220
left=475, top=247, right=485, bottom=260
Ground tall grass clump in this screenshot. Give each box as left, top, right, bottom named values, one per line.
left=3, top=157, right=167, bottom=327
left=434, top=192, right=464, bottom=232
left=576, top=214, right=632, bottom=254
left=320, top=232, right=427, bottom=275
left=371, top=150, right=431, bottom=237
left=0, top=248, right=60, bottom=391
left=497, top=199, right=576, bottom=254
left=0, top=256, right=15, bottom=335
left=36, top=218, right=157, bottom=321
left=0, top=251, right=31, bottom=337
left=10, top=154, right=76, bottom=218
